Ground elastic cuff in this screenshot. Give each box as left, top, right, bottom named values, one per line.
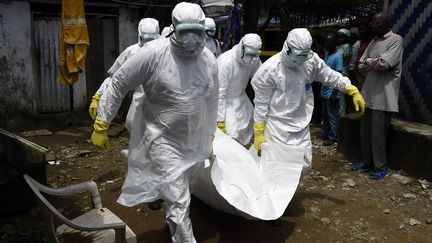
left=94, top=117, right=110, bottom=131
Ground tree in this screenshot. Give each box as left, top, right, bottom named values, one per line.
left=239, top=0, right=383, bottom=35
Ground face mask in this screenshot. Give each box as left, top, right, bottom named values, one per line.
left=139, top=33, right=158, bottom=46
left=175, top=23, right=205, bottom=51
left=241, top=44, right=261, bottom=64
left=243, top=45, right=261, bottom=56
left=181, top=34, right=202, bottom=51
left=242, top=55, right=254, bottom=64
left=286, top=46, right=313, bottom=65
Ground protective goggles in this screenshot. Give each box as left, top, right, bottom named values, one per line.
left=174, top=23, right=206, bottom=43
left=140, top=33, right=159, bottom=42
left=286, top=46, right=313, bottom=60
left=205, top=27, right=216, bottom=37
left=243, top=45, right=261, bottom=58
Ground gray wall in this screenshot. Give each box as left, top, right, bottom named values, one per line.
left=118, top=7, right=140, bottom=53
left=0, top=3, right=140, bottom=119
left=0, top=1, right=37, bottom=113
left=103, top=18, right=117, bottom=72
left=73, top=70, right=87, bottom=111
left=0, top=1, right=89, bottom=116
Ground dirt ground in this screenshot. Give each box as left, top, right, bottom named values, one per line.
left=1, top=124, right=432, bottom=243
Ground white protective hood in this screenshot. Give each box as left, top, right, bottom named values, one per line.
left=204, top=17, right=216, bottom=33
left=161, top=26, right=172, bottom=37
left=281, top=28, right=313, bottom=68
left=138, top=18, right=160, bottom=46
left=169, top=2, right=206, bottom=58
left=234, top=33, right=262, bottom=64
left=204, top=17, right=222, bottom=57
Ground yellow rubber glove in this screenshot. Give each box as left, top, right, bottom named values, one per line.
left=217, top=122, right=226, bottom=133
left=345, top=85, right=366, bottom=113
left=88, top=93, right=101, bottom=120
left=253, top=121, right=267, bottom=151
left=91, top=117, right=110, bottom=149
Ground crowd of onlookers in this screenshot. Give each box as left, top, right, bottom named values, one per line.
left=312, top=16, right=376, bottom=146
left=311, top=13, right=403, bottom=180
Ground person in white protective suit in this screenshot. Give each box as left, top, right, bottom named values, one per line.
left=90, top=18, right=161, bottom=210
left=91, top=2, right=218, bottom=242
left=204, top=17, right=222, bottom=57
left=161, top=26, right=172, bottom=37
left=217, top=34, right=262, bottom=145
left=88, top=18, right=160, bottom=122
left=252, top=28, right=365, bottom=177
left=124, top=18, right=160, bottom=132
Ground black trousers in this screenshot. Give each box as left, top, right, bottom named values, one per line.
left=360, top=108, right=393, bottom=169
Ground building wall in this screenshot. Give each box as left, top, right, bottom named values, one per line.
left=0, top=3, right=141, bottom=119
left=118, top=7, right=140, bottom=53
left=0, top=1, right=37, bottom=114
left=73, top=70, right=87, bottom=111
left=103, top=18, right=117, bottom=72
left=0, top=1, right=89, bottom=116
left=387, top=0, right=432, bottom=124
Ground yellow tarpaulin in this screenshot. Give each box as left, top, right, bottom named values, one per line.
left=58, top=0, right=89, bottom=85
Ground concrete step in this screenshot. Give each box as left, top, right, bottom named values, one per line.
left=338, top=113, right=432, bottom=180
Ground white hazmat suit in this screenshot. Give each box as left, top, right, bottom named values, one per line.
left=98, top=18, right=160, bottom=95
left=93, top=18, right=159, bottom=132
left=252, top=29, right=352, bottom=176
left=217, top=34, right=262, bottom=145
left=204, top=17, right=222, bottom=57
left=161, top=26, right=172, bottom=37
left=124, top=18, right=159, bottom=132
left=96, top=3, right=218, bottom=243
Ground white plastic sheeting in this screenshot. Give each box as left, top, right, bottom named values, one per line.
left=192, top=129, right=304, bottom=220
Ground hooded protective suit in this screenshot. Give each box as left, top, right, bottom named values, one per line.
left=252, top=28, right=351, bottom=176
left=96, top=3, right=217, bottom=243
left=137, top=18, right=160, bottom=46
left=109, top=18, right=160, bottom=82
left=204, top=17, right=222, bottom=57
left=161, top=26, right=172, bottom=37
left=90, top=18, right=160, bottom=123
left=217, top=34, right=261, bottom=145
left=124, top=18, right=160, bottom=131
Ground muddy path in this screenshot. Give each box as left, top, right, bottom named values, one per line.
left=1, top=125, right=431, bottom=242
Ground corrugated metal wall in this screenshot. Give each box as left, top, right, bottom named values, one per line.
left=387, top=0, right=432, bottom=124
left=34, top=19, right=71, bottom=112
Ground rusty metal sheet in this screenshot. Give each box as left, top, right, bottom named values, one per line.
left=34, top=19, right=71, bottom=112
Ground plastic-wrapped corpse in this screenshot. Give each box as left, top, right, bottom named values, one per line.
left=192, top=129, right=305, bottom=220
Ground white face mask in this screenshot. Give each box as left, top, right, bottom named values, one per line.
left=242, top=55, right=254, bottom=64
left=286, top=46, right=313, bottom=65
left=286, top=55, right=308, bottom=65
left=179, top=33, right=203, bottom=51
left=175, top=23, right=205, bottom=51
left=139, top=33, right=159, bottom=47
left=241, top=45, right=261, bottom=64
